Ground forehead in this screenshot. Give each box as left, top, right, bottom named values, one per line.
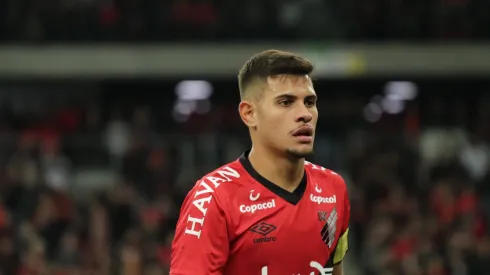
left=264, top=74, right=315, bottom=97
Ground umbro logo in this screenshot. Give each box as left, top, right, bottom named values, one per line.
left=250, top=221, right=276, bottom=235
left=250, top=221, right=277, bottom=243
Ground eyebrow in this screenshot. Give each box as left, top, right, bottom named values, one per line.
left=274, top=94, right=317, bottom=100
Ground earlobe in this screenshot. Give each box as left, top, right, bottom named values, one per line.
left=238, top=101, right=257, bottom=127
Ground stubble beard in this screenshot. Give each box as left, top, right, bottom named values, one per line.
left=285, top=147, right=314, bottom=160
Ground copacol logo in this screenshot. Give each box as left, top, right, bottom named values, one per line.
left=310, top=194, right=336, bottom=204
left=250, top=222, right=277, bottom=243
left=240, top=199, right=276, bottom=213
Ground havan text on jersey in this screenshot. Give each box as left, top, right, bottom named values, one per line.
left=184, top=166, right=241, bottom=239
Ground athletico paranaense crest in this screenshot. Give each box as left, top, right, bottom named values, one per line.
left=319, top=208, right=337, bottom=248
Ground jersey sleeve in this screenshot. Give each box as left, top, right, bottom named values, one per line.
left=333, top=182, right=350, bottom=265
left=170, top=186, right=229, bottom=275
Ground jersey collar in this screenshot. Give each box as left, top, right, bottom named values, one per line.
left=239, top=150, right=307, bottom=205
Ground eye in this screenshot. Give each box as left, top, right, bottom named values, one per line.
left=305, top=98, right=316, bottom=107
left=278, top=100, right=293, bottom=107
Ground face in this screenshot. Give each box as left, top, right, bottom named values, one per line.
left=239, top=74, right=318, bottom=159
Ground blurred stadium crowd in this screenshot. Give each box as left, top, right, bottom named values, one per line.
left=1, top=1, right=490, bottom=273
left=1, top=0, right=490, bottom=41
left=0, top=104, right=177, bottom=274
left=0, top=85, right=488, bottom=274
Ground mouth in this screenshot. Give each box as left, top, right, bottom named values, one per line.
left=292, top=125, right=314, bottom=137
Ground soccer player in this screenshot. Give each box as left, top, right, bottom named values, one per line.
left=171, top=50, right=350, bottom=275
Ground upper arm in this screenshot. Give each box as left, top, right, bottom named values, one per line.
left=333, top=261, right=344, bottom=275
left=170, top=188, right=229, bottom=275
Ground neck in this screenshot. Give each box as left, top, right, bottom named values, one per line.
left=248, top=145, right=305, bottom=192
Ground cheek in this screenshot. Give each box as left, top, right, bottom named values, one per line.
left=311, top=108, right=319, bottom=123
left=258, top=113, right=285, bottom=136
left=258, top=111, right=282, bottom=127
left=259, top=117, right=277, bottom=131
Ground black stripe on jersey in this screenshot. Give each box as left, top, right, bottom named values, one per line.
left=324, top=241, right=339, bottom=269
left=321, top=222, right=329, bottom=242
left=239, top=150, right=307, bottom=205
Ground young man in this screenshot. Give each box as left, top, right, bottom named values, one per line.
left=171, top=50, right=350, bottom=275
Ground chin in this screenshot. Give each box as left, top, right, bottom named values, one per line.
left=286, top=146, right=314, bottom=159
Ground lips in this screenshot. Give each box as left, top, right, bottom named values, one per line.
left=292, top=125, right=314, bottom=137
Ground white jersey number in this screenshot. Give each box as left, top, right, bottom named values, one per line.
left=261, top=261, right=333, bottom=275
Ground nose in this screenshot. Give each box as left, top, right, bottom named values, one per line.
left=295, top=105, right=313, bottom=123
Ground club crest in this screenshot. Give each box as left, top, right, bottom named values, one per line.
left=319, top=208, right=337, bottom=248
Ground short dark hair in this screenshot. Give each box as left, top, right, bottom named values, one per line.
left=238, top=50, right=314, bottom=99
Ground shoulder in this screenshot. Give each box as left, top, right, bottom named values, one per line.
left=305, top=161, right=347, bottom=193
left=178, top=160, right=249, bottom=228
left=186, top=160, right=249, bottom=204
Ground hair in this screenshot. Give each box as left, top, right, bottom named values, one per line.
left=237, top=50, right=314, bottom=99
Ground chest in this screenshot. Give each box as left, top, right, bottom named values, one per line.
left=226, top=195, right=344, bottom=274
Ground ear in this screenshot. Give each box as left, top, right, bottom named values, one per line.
left=238, top=100, right=257, bottom=128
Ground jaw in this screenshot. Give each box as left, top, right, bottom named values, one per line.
left=286, top=143, right=314, bottom=159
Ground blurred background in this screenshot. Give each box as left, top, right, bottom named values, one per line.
left=1, top=0, right=490, bottom=275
